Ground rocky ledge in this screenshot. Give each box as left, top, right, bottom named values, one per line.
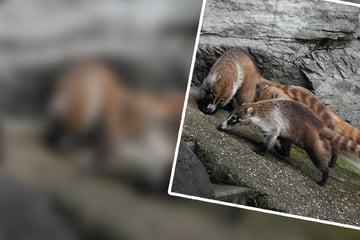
left=180, top=95, right=360, bottom=227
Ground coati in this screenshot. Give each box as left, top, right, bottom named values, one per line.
left=257, top=83, right=335, bottom=131
left=217, top=99, right=360, bottom=186
left=45, top=59, right=184, bottom=173
left=198, top=47, right=264, bottom=114
left=257, top=83, right=360, bottom=167
left=258, top=83, right=360, bottom=143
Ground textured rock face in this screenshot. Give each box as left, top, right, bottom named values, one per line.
left=203, top=0, right=358, bottom=40
left=300, top=46, right=360, bottom=124
left=180, top=96, right=360, bottom=227
left=194, top=0, right=360, bottom=127
left=172, top=141, right=214, bottom=198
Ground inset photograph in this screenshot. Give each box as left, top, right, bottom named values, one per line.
left=169, top=0, right=360, bottom=229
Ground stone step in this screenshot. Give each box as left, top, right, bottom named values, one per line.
left=212, top=184, right=251, bottom=205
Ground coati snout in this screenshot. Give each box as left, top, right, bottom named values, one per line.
left=198, top=88, right=217, bottom=114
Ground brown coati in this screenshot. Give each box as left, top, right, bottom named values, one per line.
left=45, top=59, right=184, bottom=172
left=198, top=47, right=265, bottom=114
left=258, top=83, right=360, bottom=144
left=257, top=83, right=360, bottom=167
left=257, top=83, right=335, bottom=131
left=217, top=99, right=360, bottom=186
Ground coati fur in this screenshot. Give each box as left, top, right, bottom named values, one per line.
left=217, top=99, right=360, bottom=186
left=257, top=83, right=360, bottom=167
left=45, top=59, right=184, bottom=171
left=257, top=83, right=335, bottom=130
left=258, top=83, right=360, bottom=144
left=198, top=47, right=264, bottom=114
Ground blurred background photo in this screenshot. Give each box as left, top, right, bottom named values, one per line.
left=0, top=0, right=203, bottom=239
left=0, top=0, right=360, bottom=240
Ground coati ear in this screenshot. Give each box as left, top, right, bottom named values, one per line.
left=257, top=82, right=269, bottom=91
left=201, top=79, right=210, bottom=89
left=246, top=107, right=253, bottom=116
left=216, top=74, right=221, bottom=81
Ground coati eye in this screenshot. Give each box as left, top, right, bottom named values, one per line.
left=230, top=115, right=237, bottom=123
left=208, top=90, right=215, bottom=99
left=246, top=107, right=253, bottom=115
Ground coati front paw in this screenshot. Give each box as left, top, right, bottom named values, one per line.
left=328, top=162, right=335, bottom=168
left=316, top=179, right=326, bottom=186
left=252, top=145, right=268, bottom=156
left=316, top=171, right=328, bottom=186
left=328, top=156, right=337, bottom=168
left=274, top=145, right=290, bottom=157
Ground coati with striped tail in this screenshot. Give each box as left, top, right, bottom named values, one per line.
left=258, top=83, right=360, bottom=144
left=257, top=83, right=335, bottom=131
left=257, top=83, right=360, bottom=167
left=198, top=47, right=265, bottom=114
left=217, top=99, right=360, bottom=186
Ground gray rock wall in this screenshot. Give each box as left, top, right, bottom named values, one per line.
left=194, top=0, right=360, bottom=127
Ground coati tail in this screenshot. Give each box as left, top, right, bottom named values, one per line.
left=268, top=83, right=335, bottom=129
left=261, top=82, right=360, bottom=144
left=319, top=127, right=360, bottom=155
left=330, top=113, right=360, bottom=144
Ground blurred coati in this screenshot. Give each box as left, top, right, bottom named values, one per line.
left=45, top=60, right=124, bottom=159
left=217, top=99, right=360, bottom=186
left=45, top=60, right=184, bottom=172
left=198, top=47, right=265, bottom=114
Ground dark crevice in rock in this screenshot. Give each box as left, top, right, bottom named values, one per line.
left=296, top=38, right=349, bottom=51
left=299, top=70, right=315, bottom=92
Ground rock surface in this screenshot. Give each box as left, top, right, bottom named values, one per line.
left=181, top=95, right=360, bottom=227
left=172, top=141, right=214, bottom=198
left=300, top=47, right=360, bottom=124
left=194, top=0, right=360, bottom=127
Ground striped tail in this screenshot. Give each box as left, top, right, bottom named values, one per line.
left=330, top=112, right=360, bottom=144
left=262, top=79, right=360, bottom=144
left=319, top=127, right=360, bottom=155
left=269, top=83, right=336, bottom=128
